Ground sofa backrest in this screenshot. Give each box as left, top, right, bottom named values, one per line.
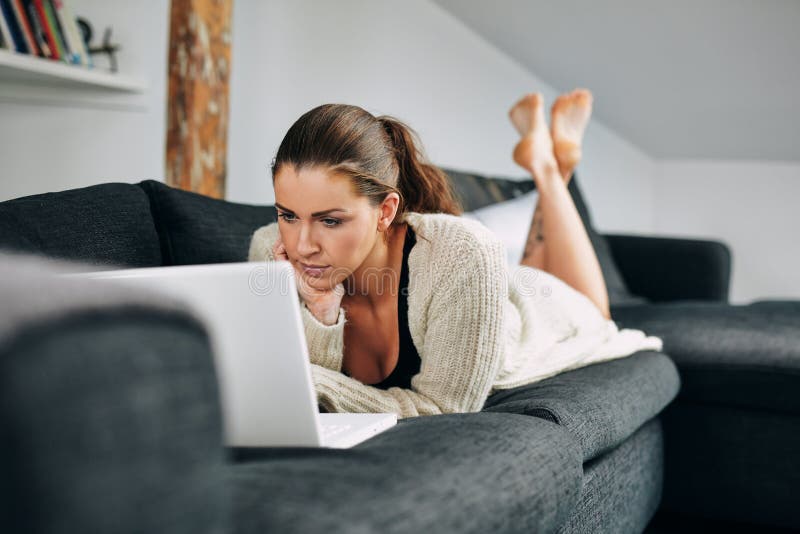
left=0, top=183, right=163, bottom=268
left=443, top=168, right=536, bottom=211
left=140, top=180, right=277, bottom=265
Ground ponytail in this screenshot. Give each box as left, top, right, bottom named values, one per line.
left=378, top=116, right=462, bottom=216
left=273, top=104, right=462, bottom=222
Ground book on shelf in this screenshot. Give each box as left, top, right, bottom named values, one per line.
left=45, top=0, right=78, bottom=63
left=32, top=0, right=61, bottom=60
left=0, top=0, right=30, bottom=54
left=51, top=0, right=85, bottom=65
left=12, top=0, right=39, bottom=56
left=0, top=1, right=13, bottom=50
left=0, top=0, right=91, bottom=68
left=24, top=0, right=52, bottom=58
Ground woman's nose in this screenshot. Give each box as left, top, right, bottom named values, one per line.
left=296, top=224, right=319, bottom=256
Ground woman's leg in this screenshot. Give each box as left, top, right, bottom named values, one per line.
left=508, top=91, right=610, bottom=320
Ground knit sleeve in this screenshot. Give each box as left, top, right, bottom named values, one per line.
left=311, top=235, right=508, bottom=418
left=248, top=223, right=346, bottom=372
left=247, top=223, right=280, bottom=263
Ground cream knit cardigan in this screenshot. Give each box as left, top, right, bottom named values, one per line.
left=248, top=212, right=663, bottom=419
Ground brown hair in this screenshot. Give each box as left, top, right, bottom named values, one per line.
left=271, top=103, right=462, bottom=220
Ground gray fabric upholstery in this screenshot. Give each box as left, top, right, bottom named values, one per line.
left=229, top=413, right=583, bottom=534
left=660, top=402, right=800, bottom=530
left=0, top=183, right=163, bottom=268
left=139, top=180, right=277, bottom=266
left=747, top=299, right=800, bottom=313
left=611, top=301, right=800, bottom=413
left=604, top=234, right=731, bottom=303
left=482, top=350, right=680, bottom=462
left=0, top=253, right=229, bottom=534
left=613, top=300, right=800, bottom=530
left=558, top=417, right=664, bottom=534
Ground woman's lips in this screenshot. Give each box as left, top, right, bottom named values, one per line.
left=298, top=262, right=330, bottom=277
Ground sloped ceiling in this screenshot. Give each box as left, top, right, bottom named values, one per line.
left=432, top=0, right=800, bottom=161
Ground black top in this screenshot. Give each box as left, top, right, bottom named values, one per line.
left=372, top=225, right=421, bottom=389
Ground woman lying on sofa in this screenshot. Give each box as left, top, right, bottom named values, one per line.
left=248, top=90, right=662, bottom=418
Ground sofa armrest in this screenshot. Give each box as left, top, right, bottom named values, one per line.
left=0, top=253, right=228, bottom=533
left=602, top=233, right=732, bottom=303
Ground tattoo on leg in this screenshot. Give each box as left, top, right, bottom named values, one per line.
left=522, top=204, right=545, bottom=261
left=533, top=208, right=544, bottom=242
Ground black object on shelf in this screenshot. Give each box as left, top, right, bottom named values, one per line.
left=76, top=17, right=120, bottom=73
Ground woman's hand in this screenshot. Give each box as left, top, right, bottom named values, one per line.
left=272, top=235, right=345, bottom=326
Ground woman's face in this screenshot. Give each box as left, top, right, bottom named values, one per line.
left=273, top=164, right=384, bottom=290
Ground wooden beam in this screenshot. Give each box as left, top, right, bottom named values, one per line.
left=166, top=0, right=233, bottom=199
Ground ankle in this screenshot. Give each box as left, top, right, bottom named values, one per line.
left=559, top=164, right=575, bottom=184
left=531, top=161, right=562, bottom=192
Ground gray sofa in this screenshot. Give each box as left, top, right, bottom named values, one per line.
left=1, top=170, right=797, bottom=533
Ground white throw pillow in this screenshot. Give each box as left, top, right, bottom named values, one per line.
left=462, top=189, right=539, bottom=267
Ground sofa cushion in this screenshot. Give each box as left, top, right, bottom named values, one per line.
left=611, top=301, right=800, bottom=414
left=139, top=180, right=277, bottom=265
left=229, top=412, right=583, bottom=534
left=482, top=350, right=680, bottom=462
left=0, top=183, right=162, bottom=268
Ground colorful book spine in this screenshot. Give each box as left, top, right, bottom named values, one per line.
left=42, top=0, right=68, bottom=62
left=0, top=1, right=14, bottom=50
left=31, top=0, right=58, bottom=59
left=59, top=0, right=89, bottom=67
left=23, top=0, right=51, bottom=58
left=10, top=0, right=38, bottom=56
left=0, top=0, right=28, bottom=53
left=50, top=0, right=80, bottom=64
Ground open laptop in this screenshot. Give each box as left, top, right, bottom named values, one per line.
left=65, top=261, right=397, bottom=448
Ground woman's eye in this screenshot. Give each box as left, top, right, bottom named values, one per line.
left=278, top=212, right=339, bottom=227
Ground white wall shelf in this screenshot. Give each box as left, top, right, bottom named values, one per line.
left=0, top=49, right=146, bottom=93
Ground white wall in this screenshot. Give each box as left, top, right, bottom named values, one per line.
left=0, top=0, right=169, bottom=202
left=0, top=0, right=656, bottom=234
left=227, top=0, right=657, bottom=234
left=655, top=160, right=800, bottom=304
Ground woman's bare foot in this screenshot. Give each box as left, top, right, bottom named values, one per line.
left=509, top=93, right=559, bottom=181
left=550, top=89, right=593, bottom=184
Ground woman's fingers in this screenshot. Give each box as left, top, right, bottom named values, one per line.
left=272, top=238, right=289, bottom=261
left=271, top=235, right=344, bottom=323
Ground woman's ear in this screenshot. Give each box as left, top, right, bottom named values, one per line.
left=377, top=192, right=400, bottom=232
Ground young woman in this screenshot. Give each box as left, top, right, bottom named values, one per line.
left=248, top=90, right=662, bottom=418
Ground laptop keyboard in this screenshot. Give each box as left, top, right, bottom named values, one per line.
left=322, top=423, right=354, bottom=440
